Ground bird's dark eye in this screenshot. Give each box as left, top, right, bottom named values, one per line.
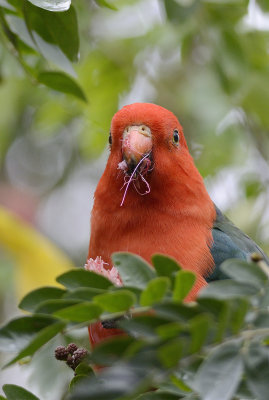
left=172, top=129, right=179, bottom=146
left=109, top=131, right=112, bottom=145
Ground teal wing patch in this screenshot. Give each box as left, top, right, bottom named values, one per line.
left=207, top=205, right=269, bottom=282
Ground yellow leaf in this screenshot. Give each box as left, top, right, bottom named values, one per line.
left=0, top=206, right=74, bottom=299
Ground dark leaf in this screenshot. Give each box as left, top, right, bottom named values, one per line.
left=158, top=339, right=182, bottom=368
left=0, top=315, right=60, bottom=352
left=35, top=299, right=80, bottom=314
left=6, top=320, right=65, bottom=367
left=54, top=302, right=102, bottom=322
left=221, top=259, right=268, bottom=288
left=19, top=286, right=66, bottom=312
left=245, top=341, right=269, bottom=400
left=164, top=0, right=199, bottom=23
left=229, top=298, right=249, bottom=334
left=253, top=311, right=269, bottom=328
left=152, top=254, right=181, bottom=279
left=156, top=321, right=183, bottom=340
left=137, top=392, right=180, bottom=400
left=192, top=341, right=243, bottom=400
left=154, top=301, right=201, bottom=322
left=69, top=361, right=94, bottom=391
left=198, top=298, right=230, bottom=342
left=0, top=0, right=17, bottom=10
left=119, top=315, right=169, bottom=341
left=69, top=363, right=152, bottom=400
left=91, top=336, right=134, bottom=366
left=38, top=72, right=87, bottom=101
left=112, top=252, right=156, bottom=290
left=257, top=0, right=269, bottom=12
left=3, top=384, right=40, bottom=400
left=56, top=268, right=112, bottom=290
left=93, top=289, right=136, bottom=312
left=189, top=314, right=210, bottom=353
left=75, top=362, right=94, bottom=377
left=24, top=3, right=79, bottom=62
left=199, top=280, right=259, bottom=300
left=63, top=287, right=105, bottom=301
left=173, top=270, right=196, bottom=302
left=140, top=277, right=170, bottom=306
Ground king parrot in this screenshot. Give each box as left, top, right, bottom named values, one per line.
left=88, top=102, right=269, bottom=348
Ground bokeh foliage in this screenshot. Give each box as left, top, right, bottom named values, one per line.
left=0, top=0, right=269, bottom=398
left=1, top=253, right=269, bottom=400
left=0, top=0, right=268, bottom=258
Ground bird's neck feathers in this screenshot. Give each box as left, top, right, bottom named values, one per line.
left=90, top=147, right=216, bottom=297
left=94, top=146, right=214, bottom=223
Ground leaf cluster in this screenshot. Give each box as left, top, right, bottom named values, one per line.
left=1, top=253, right=269, bottom=400
left=0, top=0, right=86, bottom=100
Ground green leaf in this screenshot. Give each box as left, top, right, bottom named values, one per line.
left=119, top=315, right=169, bottom=341
left=63, top=287, right=106, bottom=301
left=257, top=0, right=269, bottom=12
left=156, top=322, right=183, bottom=340
left=152, top=254, right=181, bottom=279
left=0, top=315, right=60, bottom=352
left=5, top=15, right=37, bottom=50
left=5, top=13, right=75, bottom=76
left=192, top=341, right=243, bottom=400
left=190, top=314, right=210, bottom=353
left=0, top=0, right=17, bottom=11
left=140, top=277, right=170, bottom=307
left=56, top=268, right=112, bottom=290
left=19, top=286, right=66, bottom=312
left=198, top=298, right=231, bottom=342
left=6, top=320, right=65, bottom=367
left=69, top=363, right=151, bottom=400
left=69, top=375, right=88, bottom=393
left=229, top=298, right=249, bottom=334
left=24, top=4, right=79, bottom=62
left=158, top=339, right=182, bottom=368
left=91, top=336, right=134, bottom=366
left=3, top=384, right=40, bottom=400
left=26, top=0, right=71, bottom=12
left=54, top=302, right=102, bottom=322
left=75, top=362, right=94, bottom=377
left=169, top=375, right=192, bottom=394
left=95, top=0, right=117, bottom=10
left=154, top=301, right=201, bottom=322
left=38, top=72, right=87, bottom=101
left=173, top=270, right=196, bottom=302
left=93, top=290, right=136, bottom=313
left=137, top=392, right=179, bottom=400
left=221, top=259, right=268, bottom=288
left=69, top=358, right=94, bottom=390
left=199, top=280, right=259, bottom=300
left=112, top=252, right=156, bottom=290
left=245, top=341, right=269, bottom=400
left=35, top=299, right=80, bottom=314
left=164, top=0, right=197, bottom=23
left=253, top=311, right=269, bottom=328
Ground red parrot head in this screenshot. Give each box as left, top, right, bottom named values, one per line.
left=106, top=103, right=190, bottom=205
left=111, top=102, right=187, bottom=174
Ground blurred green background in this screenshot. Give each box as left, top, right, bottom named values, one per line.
left=0, top=0, right=269, bottom=397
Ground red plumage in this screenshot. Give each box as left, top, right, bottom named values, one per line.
left=88, top=103, right=216, bottom=350
left=89, top=103, right=216, bottom=298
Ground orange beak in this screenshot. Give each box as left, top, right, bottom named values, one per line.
left=122, top=125, right=152, bottom=173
